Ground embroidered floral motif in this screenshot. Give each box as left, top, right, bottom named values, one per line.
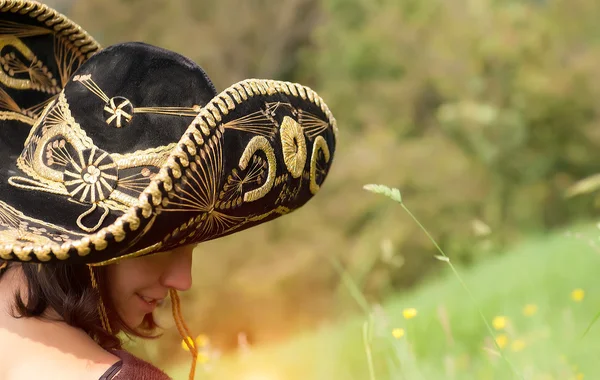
left=104, top=96, right=133, bottom=128
left=63, top=147, right=118, bottom=203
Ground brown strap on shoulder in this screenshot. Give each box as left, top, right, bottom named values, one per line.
left=99, top=360, right=123, bottom=380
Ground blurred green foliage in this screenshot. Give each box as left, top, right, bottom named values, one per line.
left=168, top=223, right=600, bottom=379
left=51, top=0, right=600, bottom=367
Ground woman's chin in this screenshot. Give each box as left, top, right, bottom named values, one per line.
left=118, top=310, right=146, bottom=331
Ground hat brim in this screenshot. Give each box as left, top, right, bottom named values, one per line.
left=0, top=78, right=338, bottom=265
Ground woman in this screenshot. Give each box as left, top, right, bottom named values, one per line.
left=0, top=245, right=194, bottom=379
left=0, top=1, right=338, bottom=379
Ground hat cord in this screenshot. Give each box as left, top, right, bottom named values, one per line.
left=170, top=288, right=198, bottom=380
left=88, top=265, right=113, bottom=335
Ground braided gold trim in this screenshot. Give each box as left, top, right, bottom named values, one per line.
left=0, top=110, right=33, bottom=125
left=0, top=0, right=101, bottom=58
left=4, top=79, right=336, bottom=263
left=88, top=242, right=162, bottom=267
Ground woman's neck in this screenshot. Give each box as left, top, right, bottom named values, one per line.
left=0, top=266, right=120, bottom=377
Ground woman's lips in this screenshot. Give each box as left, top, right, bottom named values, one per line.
left=136, top=293, right=165, bottom=312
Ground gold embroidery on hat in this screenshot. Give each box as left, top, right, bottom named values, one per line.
left=0, top=36, right=58, bottom=93
left=217, top=155, right=267, bottom=210
left=9, top=91, right=179, bottom=234
left=298, top=109, right=330, bottom=140
left=0, top=228, right=54, bottom=249
left=8, top=176, right=69, bottom=196
left=0, top=85, right=22, bottom=113
left=0, top=85, right=53, bottom=121
left=76, top=203, right=110, bottom=233
left=219, top=101, right=286, bottom=138
left=0, top=110, right=33, bottom=125
left=88, top=242, right=163, bottom=267
left=63, top=147, right=118, bottom=203
left=161, top=204, right=293, bottom=251
left=280, top=116, right=307, bottom=178
left=103, top=103, right=201, bottom=129
left=309, top=135, right=331, bottom=195
left=117, top=167, right=157, bottom=193
left=160, top=126, right=248, bottom=247
left=5, top=78, right=336, bottom=263
left=162, top=131, right=223, bottom=214
left=133, top=105, right=201, bottom=117
left=111, top=143, right=176, bottom=168
left=156, top=80, right=336, bottom=251
left=72, top=74, right=109, bottom=102
left=0, top=13, right=94, bottom=118
left=54, top=34, right=85, bottom=88
left=237, top=136, right=276, bottom=203
left=0, top=19, right=51, bottom=39
left=275, top=179, right=303, bottom=205
left=0, top=200, right=83, bottom=260
left=0, top=2, right=100, bottom=57
left=73, top=74, right=201, bottom=128
left=104, top=96, right=132, bottom=128
left=88, top=213, right=160, bottom=266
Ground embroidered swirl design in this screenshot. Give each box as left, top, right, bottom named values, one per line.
left=104, top=96, right=133, bottom=128
left=280, top=116, right=307, bottom=178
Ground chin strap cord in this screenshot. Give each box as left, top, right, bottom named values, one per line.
left=88, top=265, right=113, bottom=335
left=170, top=288, right=197, bottom=380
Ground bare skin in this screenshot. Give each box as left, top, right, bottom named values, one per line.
left=0, top=245, right=194, bottom=380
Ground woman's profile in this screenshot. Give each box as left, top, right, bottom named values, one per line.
left=0, top=1, right=338, bottom=379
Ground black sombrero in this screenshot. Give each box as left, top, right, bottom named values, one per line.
left=0, top=0, right=338, bottom=265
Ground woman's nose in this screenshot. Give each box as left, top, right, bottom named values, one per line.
left=161, top=245, right=194, bottom=291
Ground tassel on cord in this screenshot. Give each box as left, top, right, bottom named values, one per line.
left=88, top=265, right=113, bottom=334
left=170, top=288, right=197, bottom=380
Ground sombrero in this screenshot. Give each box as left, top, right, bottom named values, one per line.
left=0, top=0, right=338, bottom=266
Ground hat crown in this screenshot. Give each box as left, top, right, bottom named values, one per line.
left=47, top=42, right=217, bottom=154
left=8, top=42, right=219, bottom=230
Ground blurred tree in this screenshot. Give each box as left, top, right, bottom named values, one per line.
left=304, top=0, right=600, bottom=302
left=69, top=0, right=320, bottom=88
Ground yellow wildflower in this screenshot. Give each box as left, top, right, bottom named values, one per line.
left=392, top=328, right=405, bottom=339
left=571, top=289, right=585, bottom=302
left=181, top=336, right=195, bottom=351
left=522, top=304, right=538, bottom=317
left=196, top=334, right=210, bottom=348
left=511, top=339, right=526, bottom=352
left=182, top=334, right=211, bottom=351
left=576, top=373, right=584, bottom=380
left=492, top=316, right=508, bottom=330
left=402, top=308, right=418, bottom=319
left=197, top=352, right=211, bottom=364
left=495, top=334, right=508, bottom=349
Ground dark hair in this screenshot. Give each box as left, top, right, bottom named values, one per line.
left=0, top=260, right=160, bottom=350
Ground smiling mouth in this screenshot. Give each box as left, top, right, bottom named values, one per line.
left=137, top=294, right=165, bottom=307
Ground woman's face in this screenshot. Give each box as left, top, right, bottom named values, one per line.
left=105, top=244, right=195, bottom=329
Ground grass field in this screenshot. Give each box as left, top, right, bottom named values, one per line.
left=167, top=222, right=600, bottom=380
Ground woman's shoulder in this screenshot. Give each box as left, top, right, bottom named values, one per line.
left=108, top=350, right=172, bottom=380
